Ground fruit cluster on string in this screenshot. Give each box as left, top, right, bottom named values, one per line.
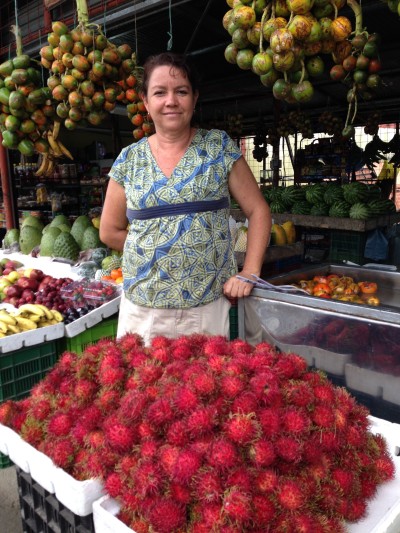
left=0, top=334, right=395, bottom=532
left=223, top=0, right=355, bottom=105
left=40, top=20, right=153, bottom=141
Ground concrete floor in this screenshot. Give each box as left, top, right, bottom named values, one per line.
left=0, top=466, right=23, bottom=533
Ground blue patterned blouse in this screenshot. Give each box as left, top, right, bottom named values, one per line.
left=109, top=128, right=242, bottom=308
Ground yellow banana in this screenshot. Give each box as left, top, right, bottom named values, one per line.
left=14, top=316, right=37, bottom=330
left=0, top=311, right=17, bottom=326
left=51, top=310, right=64, bottom=323
left=27, top=314, right=41, bottom=323
left=56, top=138, right=74, bottom=160
left=34, top=154, right=49, bottom=177
left=17, top=304, right=46, bottom=317
left=45, top=158, right=55, bottom=177
left=34, top=304, right=53, bottom=320
left=6, top=324, right=20, bottom=334
left=0, top=332, right=5, bottom=338
left=53, top=120, right=61, bottom=140
left=0, top=321, right=8, bottom=333
left=47, top=131, right=63, bottom=157
left=38, top=320, right=55, bottom=327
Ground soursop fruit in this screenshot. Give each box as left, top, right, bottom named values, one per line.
left=70, top=215, right=92, bottom=248
left=19, top=225, right=42, bottom=254
left=57, top=224, right=71, bottom=233
left=53, top=232, right=80, bottom=261
left=39, top=227, right=61, bottom=256
left=3, top=228, right=20, bottom=247
left=21, top=215, right=44, bottom=233
left=49, top=214, right=70, bottom=228
left=81, top=226, right=102, bottom=250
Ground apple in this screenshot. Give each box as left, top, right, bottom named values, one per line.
left=17, top=278, right=39, bottom=291
left=0, top=278, right=12, bottom=292
left=4, top=285, right=22, bottom=297
left=29, top=269, right=44, bottom=281
left=2, top=268, right=13, bottom=276
left=8, top=296, right=19, bottom=307
left=21, top=289, right=35, bottom=303
left=5, top=271, right=20, bottom=283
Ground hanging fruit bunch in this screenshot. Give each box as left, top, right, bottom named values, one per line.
left=329, top=0, right=382, bottom=139
left=318, top=111, right=344, bottom=137
left=222, top=0, right=355, bottom=105
left=0, top=25, right=54, bottom=157
left=276, top=109, right=313, bottom=138
left=39, top=0, right=153, bottom=143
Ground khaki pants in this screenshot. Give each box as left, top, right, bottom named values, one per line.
left=117, top=293, right=231, bottom=346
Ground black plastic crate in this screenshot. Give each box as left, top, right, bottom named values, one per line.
left=329, top=230, right=368, bottom=265
left=16, top=467, right=94, bottom=533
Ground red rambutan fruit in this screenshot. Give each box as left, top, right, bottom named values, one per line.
left=158, top=445, right=180, bottom=477
left=152, top=347, right=172, bottom=364
left=138, top=420, right=157, bottom=440
left=219, top=374, right=246, bottom=399
left=170, top=481, right=192, bottom=504
left=105, top=471, right=124, bottom=498
left=125, top=350, right=148, bottom=370
left=80, top=404, right=102, bottom=430
left=374, top=454, right=396, bottom=482
left=57, top=351, right=77, bottom=374
left=150, top=336, right=172, bottom=350
left=147, top=497, right=186, bottom=533
left=146, top=398, right=174, bottom=427
left=186, top=406, right=216, bottom=438
left=172, top=448, right=202, bottom=485
left=276, top=478, right=305, bottom=510
left=98, top=365, right=125, bottom=389
left=252, top=494, right=276, bottom=525
left=254, top=469, right=279, bottom=494
left=207, top=437, right=239, bottom=471
left=103, top=416, right=137, bottom=453
left=132, top=460, right=163, bottom=498
left=129, top=516, right=150, bottom=533
left=230, top=338, right=253, bottom=355
left=274, top=435, right=303, bottom=463
left=121, top=491, right=141, bottom=513
left=225, top=466, right=253, bottom=493
left=222, top=488, right=252, bottom=525
left=274, top=353, right=307, bottom=380
left=258, top=407, right=281, bottom=437
left=119, top=390, right=149, bottom=422
left=249, top=372, right=281, bottom=405
left=318, top=481, right=344, bottom=512
left=291, top=512, right=320, bottom=532
left=47, top=412, right=73, bottom=437
left=312, top=404, right=335, bottom=428
left=192, top=502, right=223, bottom=528
left=190, top=434, right=214, bottom=457
left=166, top=419, right=188, bottom=446
left=173, top=386, right=200, bottom=413
left=191, top=371, right=216, bottom=397
left=282, top=407, right=311, bottom=434
left=74, top=378, right=98, bottom=404
left=231, top=392, right=258, bottom=415
left=194, top=468, right=223, bottom=502
left=203, top=336, right=231, bottom=357
left=343, top=497, right=368, bottom=522
left=29, top=397, right=54, bottom=422
left=332, top=468, right=355, bottom=495
left=84, top=429, right=106, bottom=450
left=47, top=437, right=76, bottom=470
left=248, top=438, right=276, bottom=467
left=117, top=332, right=144, bottom=352
left=136, top=362, right=163, bottom=385
left=117, top=454, right=139, bottom=478
left=95, top=388, right=121, bottom=413
left=20, top=418, right=45, bottom=447
left=313, top=382, right=336, bottom=404
left=284, top=380, right=315, bottom=408
left=139, top=439, right=161, bottom=460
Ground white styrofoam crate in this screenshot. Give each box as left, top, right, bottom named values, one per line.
left=64, top=296, right=120, bottom=338
left=27, top=445, right=57, bottom=493
left=93, top=496, right=133, bottom=533
left=345, top=364, right=400, bottom=406
left=0, top=422, right=14, bottom=454
left=0, top=322, right=65, bottom=354
left=53, top=465, right=105, bottom=516
left=4, top=429, right=30, bottom=473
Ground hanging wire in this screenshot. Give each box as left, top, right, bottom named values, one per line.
left=134, top=0, right=139, bottom=57
left=167, top=0, right=173, bottom=50
left=14, top=0, right=19, bottom=33
left=103, top=1, right=107, bottom=36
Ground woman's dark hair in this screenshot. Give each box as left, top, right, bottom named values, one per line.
left=141, top=52, right=199, bottom=96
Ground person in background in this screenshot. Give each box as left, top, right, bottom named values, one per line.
left=100, top=52, right=271, bottom=345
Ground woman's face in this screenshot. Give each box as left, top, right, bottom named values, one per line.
left=143, top=65, right=198, bottom=133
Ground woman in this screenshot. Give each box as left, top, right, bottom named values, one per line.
left=100, top=52, right=271, bottom=345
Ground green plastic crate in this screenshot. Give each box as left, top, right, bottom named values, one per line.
left=0, top=341, right=59, bottom=403
left=329, top=230, right=367, bottom=265
left=0, top=452, right=11, bottom=469
left=60, top=317, right=118, bottom=355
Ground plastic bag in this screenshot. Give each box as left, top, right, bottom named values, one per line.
left=364, top=228, right=388, bottom=261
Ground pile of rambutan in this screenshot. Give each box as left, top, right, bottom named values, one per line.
left=0, top=333, right=396, bottom=532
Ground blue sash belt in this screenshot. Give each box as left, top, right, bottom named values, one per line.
left=127, top=197, right=230, bottom=221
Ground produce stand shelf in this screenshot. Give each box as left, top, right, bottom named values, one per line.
left=59, top=316, right=118, bottom=355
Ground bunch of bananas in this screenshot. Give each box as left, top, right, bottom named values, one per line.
left=35, top=121, right=74, bottom=178
left=0, top=304, right=63, bottom=337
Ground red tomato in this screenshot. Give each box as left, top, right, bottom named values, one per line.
left=358, top=281, right=378, bottom=294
